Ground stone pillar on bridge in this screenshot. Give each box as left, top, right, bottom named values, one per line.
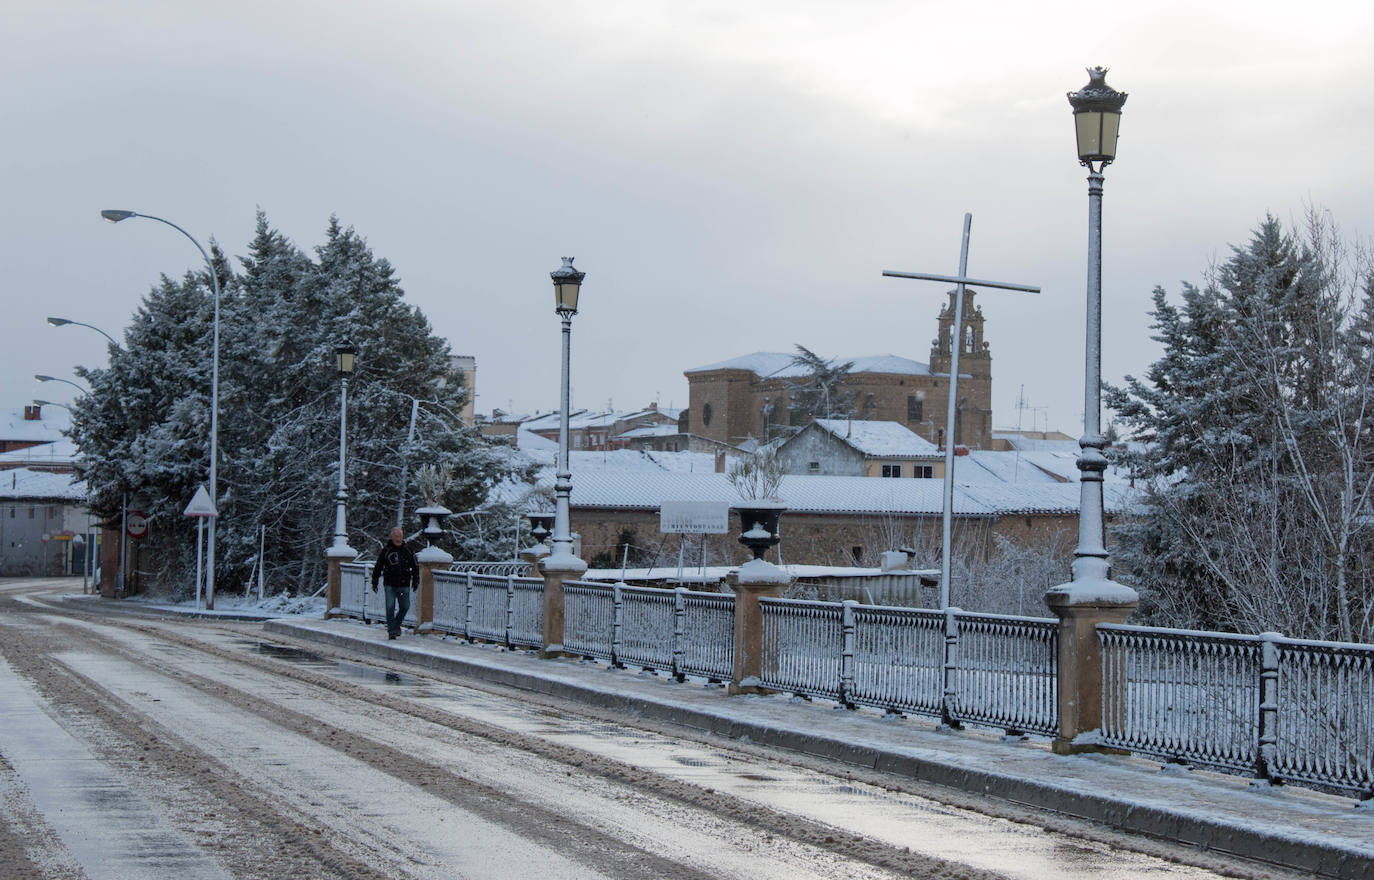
left=1044, top=585, right=1138, bottom=754
left=727, top=559, right=791, bottom=695
left=323, top=544, right=354, bottom=619
left=538, top=560, right=579, bottom=660
left=415, top=546, right=452, bottom=634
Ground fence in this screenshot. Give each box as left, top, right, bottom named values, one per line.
left=560, top=582, right=735, bottom=681
left=759, top=598, right=1059, bottom=736
left=335, top=557, right=1373, bottom=800
left=429, top=570, right=544, bottom=648
left=1099, top=625, right=1374, bottom=797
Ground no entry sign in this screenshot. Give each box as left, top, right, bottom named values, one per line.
left=126, top=510, right=149, bottom=539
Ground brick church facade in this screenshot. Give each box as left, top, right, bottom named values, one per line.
left=683, top=289, right=993, bottom=448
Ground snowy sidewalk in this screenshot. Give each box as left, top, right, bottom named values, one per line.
left=264, top=616, right=1373, bottom=880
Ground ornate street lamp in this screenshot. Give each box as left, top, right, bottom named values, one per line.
left=545, top=257, right=588, bottom=574
left=327, top=340, right=357, bottom=558
left=102, top=209, right=224, bottom=606
left=1049, top=68, right=1136, bottom=603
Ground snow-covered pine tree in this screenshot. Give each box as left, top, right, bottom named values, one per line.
left=72, top=212, right=529, bottom=597
left=786, top=345, right=857, bottom=425
left=1106, top=212, right=1374, bottom=641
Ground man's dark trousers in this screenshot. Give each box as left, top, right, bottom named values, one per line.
left=385, top=585, right=411, bottom=638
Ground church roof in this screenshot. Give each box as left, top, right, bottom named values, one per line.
left=684, top=352, right=931, bottom=378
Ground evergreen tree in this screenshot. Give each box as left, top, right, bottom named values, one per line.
left=1106, top=213, right=1374, bottom=641
left=786, top=345, right=856, bottom=425
left=71, top=213, right=529, bottom=597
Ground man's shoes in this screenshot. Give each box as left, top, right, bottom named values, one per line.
left=387, top=632, right=398, bottom=640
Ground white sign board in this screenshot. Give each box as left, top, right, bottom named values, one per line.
left=182, top=484, right=218, bottom=518
left=659, top=501, right=729, bottom=534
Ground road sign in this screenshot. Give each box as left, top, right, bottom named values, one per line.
left=182, top=484, right=218, bottom=518
left=126, top=511, right=149, bottom=539
left=659, top=501, right=729, bottom=534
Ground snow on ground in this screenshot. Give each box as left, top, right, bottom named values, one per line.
left=119, top=590, right=325, bottom=618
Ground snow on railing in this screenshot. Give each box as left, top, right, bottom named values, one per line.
left=951, top=611, right=1057, bottom=736
left=563, top=581, right=616, bottom=662
left=448, top=560, right=532, bottom=577
left=431, top=569, right=467, bottom=634
left=1099, top=625, right=1374, bottom=797
left=762, top=598, right=1057, bottom=734
left=560, top=582, right=735, bottom=682
left=1099, top=625, right=1264, bottom=774
left=679, top=591, right=734, bottom=681
left=1273, top=638, right=1373, bottom=795
left=760, top=598, right=844, bottom=702
left=429, top=571, right=543, bottom=648
left=848, top=604, right=944, bottom=717
left=618, top=586, right=678, bottom=673
left=338, top=562, right=369, bottom=621
left=508, top=577, right=544, bottom=649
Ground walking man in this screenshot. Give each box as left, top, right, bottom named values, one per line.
left=371, top=527, right=419, bottom=639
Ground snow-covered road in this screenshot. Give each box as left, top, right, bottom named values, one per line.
left=0, top=580, right=1301, bottom=879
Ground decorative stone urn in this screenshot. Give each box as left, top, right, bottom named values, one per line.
left=732, top=502, right=786, bottom=561
left=526, top=512, right=555, bottom=548
left=416, top=505, right=451, bottom=548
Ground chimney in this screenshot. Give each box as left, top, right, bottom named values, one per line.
left=714, top=450, right=726, bottom=473
left=24, top=405, right=40, bottom=421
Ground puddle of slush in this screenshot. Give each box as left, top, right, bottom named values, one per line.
left=246, top=640, right=1231, bottom=880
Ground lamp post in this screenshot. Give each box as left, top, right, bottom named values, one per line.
left=1050, top=67, right=1136, bottom=602
left=329, top=341, right=357, bottom=556
left=46, top=316, right=121, bottom=349
left=545, top=257, right=588, bottom=574
left=102, top=209, right=224, bottom=607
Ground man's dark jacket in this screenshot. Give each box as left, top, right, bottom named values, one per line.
left=372, top=541, right=419, bottom=590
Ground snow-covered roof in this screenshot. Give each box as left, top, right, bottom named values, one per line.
left=0, top=467, right=87, bottom=502
left=685, top=352, right=932, bottom=379
left=536, top=468, right=1136, bottom=517
left=615, top=424, right=681, bottom=440
left=810, top=419, right=941, bottom=458
left=0, top=408, right=70, bottom=444
left=0, top=438, right=78, bottom=469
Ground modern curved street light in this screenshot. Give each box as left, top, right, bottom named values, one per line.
left=102, top=209, right=225, bottom=607
left=35, top=374, right=89, bottom=394
left=47, top=316, right=120, bottom=349
left=544, top=257, right=588, bottom=575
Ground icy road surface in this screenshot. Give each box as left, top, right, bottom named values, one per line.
left=0, top=579, right=1304, bottom=879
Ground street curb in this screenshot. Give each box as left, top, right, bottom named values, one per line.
left=264, top=619, right=1371, bottom=880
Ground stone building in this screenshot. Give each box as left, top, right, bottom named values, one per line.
left=776, top=419, right=945, bottom=479
left=683, top=289, right=993, bottom=449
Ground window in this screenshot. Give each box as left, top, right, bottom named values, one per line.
left=851, top=546, right=864, bottom=564
left=913, top=465, right=934, bottom=478
left=907, top=396, right=923, bottom=422
left=701, top=402, right=713, bottom=427
left=807, top=461, right=820, bottom=474
left=881, top=464, right=902, bottom=478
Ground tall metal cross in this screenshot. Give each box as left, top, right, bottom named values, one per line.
left=884, top=213, right=1040, bottom=611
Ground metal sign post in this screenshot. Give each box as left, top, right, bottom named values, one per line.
left=883, top=213, right=1039, bottom=610
left=183, top=485, right=219, bottom=610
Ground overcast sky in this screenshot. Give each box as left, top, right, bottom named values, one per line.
left=5, top=1, right=1373, bottom=436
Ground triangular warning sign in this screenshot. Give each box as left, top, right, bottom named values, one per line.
left=183, top=484, right=218, bottom=518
